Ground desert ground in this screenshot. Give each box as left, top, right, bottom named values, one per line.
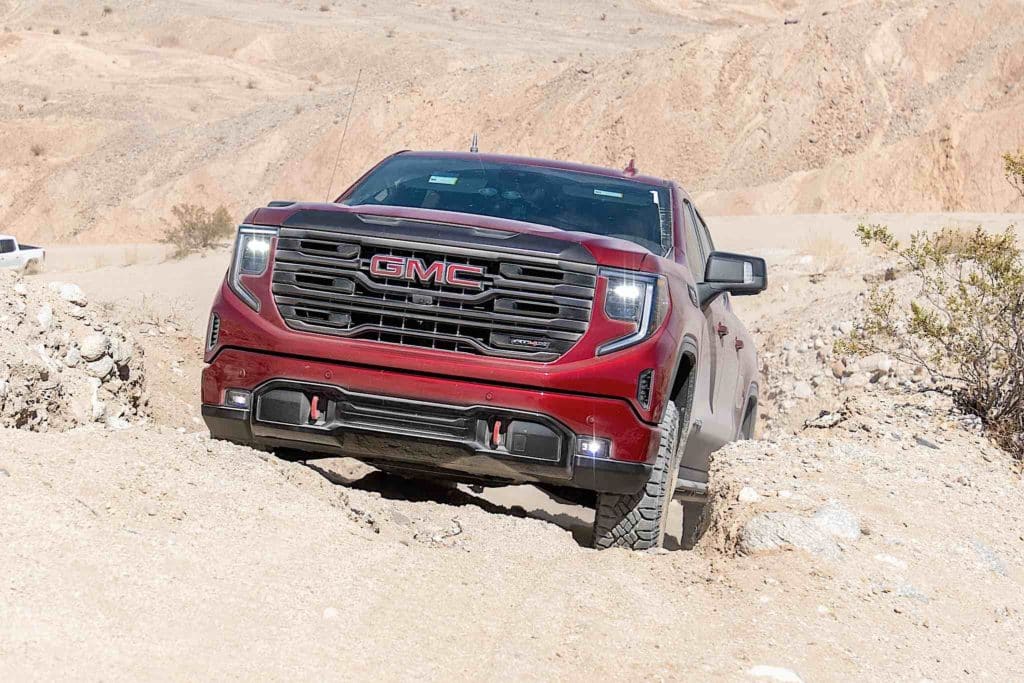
left=2, top=0, right=1024, bottom=681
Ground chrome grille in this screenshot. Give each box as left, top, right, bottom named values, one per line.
left=271, top=227, right=596, bottom=361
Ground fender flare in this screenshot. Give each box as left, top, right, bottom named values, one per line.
left=665, top=333, right=700, bottom=422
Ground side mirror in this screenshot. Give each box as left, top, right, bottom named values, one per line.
left=698, top=251, right=767, bottom=307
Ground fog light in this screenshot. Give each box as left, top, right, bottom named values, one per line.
left=577, top=437, right=611, bottom=458
left=224, top=389, right=251, bottom=409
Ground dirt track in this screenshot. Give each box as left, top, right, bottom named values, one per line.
left=3, top=213, right=1023, bottom=680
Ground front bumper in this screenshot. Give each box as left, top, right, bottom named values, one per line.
left=201, top=348, right=660, bottom=494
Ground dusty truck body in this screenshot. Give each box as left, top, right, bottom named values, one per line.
left=201, top=151, right=766, bottom=549
left=0, top=235, right=44, bottom=271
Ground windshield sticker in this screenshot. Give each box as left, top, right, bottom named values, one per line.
left=429, top=175, right=459, bottom=186
left=593, top=189, right=623, bottom=198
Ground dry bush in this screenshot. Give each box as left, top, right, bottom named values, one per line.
left=160, top=204, right=234, bottom=259
left=801, top=233, right=849, bottom=276
left=30, top=143, right=44, bottom=157
left=840, top=223, right=1024, bottom=459
left=1005, top=149, right=1024, bottom=203
left=102, top=6, right=113, bottom=15
left=122, top=245, right=141, bottom=267
left=246, top=79, right=257, bottom=90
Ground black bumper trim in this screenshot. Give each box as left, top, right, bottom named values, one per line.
left=201, top=403, right=652, bottom=495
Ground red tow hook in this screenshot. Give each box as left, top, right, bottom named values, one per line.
left=310, top=395, right=321, bottom=423
left=491, top=419, right=502, bottom=449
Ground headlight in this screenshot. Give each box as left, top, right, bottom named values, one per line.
left=597, top=268, right=668, bottom=355
left=229, top=226, right=277, bottom=311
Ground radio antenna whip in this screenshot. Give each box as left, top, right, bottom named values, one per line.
left=325, top=68, right=363, bottom=202
left=470, top=133, right=479, bottom=153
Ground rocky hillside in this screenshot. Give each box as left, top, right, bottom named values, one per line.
left=2, top=0, right=1023, bottom=243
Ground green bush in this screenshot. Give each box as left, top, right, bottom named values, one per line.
left=160, top=204, right=234, bottom=259
left=1005, top=149, right=1024, bottom=202
left=841, top=222, right=1024, bottom=459
left=840, top=152, right=1024, bottom=459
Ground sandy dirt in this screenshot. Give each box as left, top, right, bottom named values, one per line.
left=2, top=212, right=1022, bottom=680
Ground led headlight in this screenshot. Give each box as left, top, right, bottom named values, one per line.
left=597, top=268, right=668, bottom=355
left=229, top=226, right=277, bottom=311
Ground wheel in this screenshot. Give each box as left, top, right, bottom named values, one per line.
left=592, top=402, right=681, bottom=550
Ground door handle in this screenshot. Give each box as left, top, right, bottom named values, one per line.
left=716, top=322, right=729, bottom=338
left=735, top=338, right=744, bottom=350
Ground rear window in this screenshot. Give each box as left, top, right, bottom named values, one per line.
left=341, top=155, right=673, bottom=254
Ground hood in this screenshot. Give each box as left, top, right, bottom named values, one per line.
left=250, top=202, right=654, bottom=272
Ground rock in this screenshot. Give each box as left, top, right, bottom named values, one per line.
left=109, top=337, right=134, bottom=364
left=971, top=539, right=1008, bottom=576
left=13, top=283, right=27, bottom=296
left=63, top=348, right=81, bottom=368
left=811, top=502, right=861, bottom=541
left=739, top=512, right=841, bottom=560
left=793, top=381, right=814, bottom=399
left=805, top=411, right=845, bottom=428
left=845, top=372, right=871, bottom=388
left=59, top=283, right=88, bottom=306
left=36, top=304, right=53, bottom=330
left=860, top=353, right=892, bottom=374
left=747, top=666, right=803, bottom=683
left=323, top=607, right=340, bottom=620
left=914, top=435, right=940, bottom=450
left=830, top=360, right=846, bottom=379
left=874, top=553, right=908, bottom=570
left=86, top=356, right=114, bottom=379
left=79, top=334, right=109, bottom=362
left=738, top=486, right=761, bottom=503
left=838, top=320, right=854, bottom=335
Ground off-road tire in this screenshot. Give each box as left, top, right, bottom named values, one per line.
left=592, top=402, right=681, bottom=550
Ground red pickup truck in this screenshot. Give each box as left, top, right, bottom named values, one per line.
left=202, top=151, right=766, bottom=550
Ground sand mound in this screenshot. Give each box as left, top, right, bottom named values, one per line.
left=0, top=271, right=146, bottom=431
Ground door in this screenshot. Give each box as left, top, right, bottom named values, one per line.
left=0, top=239, right=15, bottom=268
left=678, top=203, right=740, bottom=482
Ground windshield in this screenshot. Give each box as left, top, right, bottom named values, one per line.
left=340, top=155, right=673, bottom=254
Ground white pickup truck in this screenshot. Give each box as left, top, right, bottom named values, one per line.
left=0, top=235, right=45, bottom=271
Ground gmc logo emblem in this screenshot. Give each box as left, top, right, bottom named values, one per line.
left=369, top=255, right=485, bottom=290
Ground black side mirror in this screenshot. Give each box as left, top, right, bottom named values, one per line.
left=698, top=251, right=767, bottom=307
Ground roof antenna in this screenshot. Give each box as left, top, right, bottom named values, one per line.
left=470, top=133, right=479, bottom=153
left=623, top=158, right=637, bottom=176
left=325, top=68, right=363, bottom=202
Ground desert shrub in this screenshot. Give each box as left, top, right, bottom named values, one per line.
left=30, top=143, right=44, bottom=157
left=1006, top=149, right=1024, bottom=201
left=801, top=233, right=849, bottom=278
left=840, top=223, right=1024, bottom=458
left=160, top=204, right=234, bottom=259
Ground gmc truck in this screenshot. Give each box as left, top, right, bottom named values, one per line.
left=202, top=151, right=766, bottom=550
left=0, top=235, right=45, bottom=271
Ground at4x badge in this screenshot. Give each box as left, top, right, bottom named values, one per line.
left=369, top=254, right=485, bottom=290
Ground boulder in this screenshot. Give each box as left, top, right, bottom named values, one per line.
left=79, top=334, right=109, bottom=362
